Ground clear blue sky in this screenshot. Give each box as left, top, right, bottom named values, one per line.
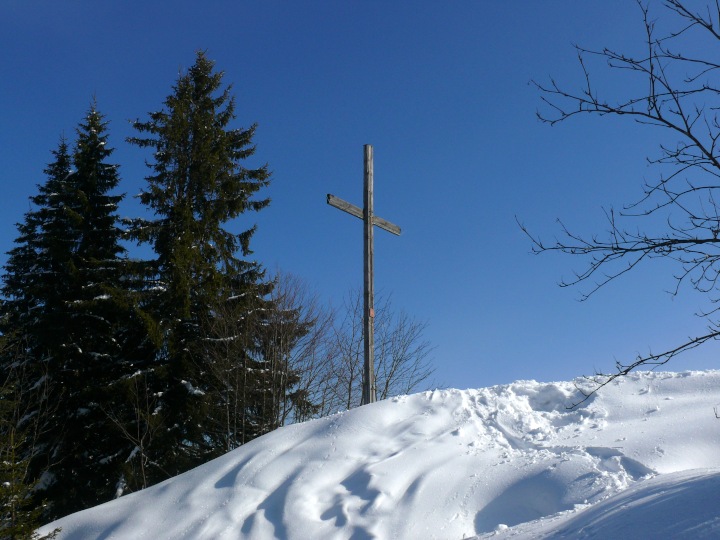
left=3, top=1, right=717, bottom=390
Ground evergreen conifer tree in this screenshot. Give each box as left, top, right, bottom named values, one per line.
left=127, top=51, right=285, bottom=476
left=41, top=106, right=132, bottom=516
left=0, top=354, right=59, bottom=540
left=1, top=139, right=75, bottom=363
left=1, top=106, right=142, bottom=519
left=0, top=140, right=75, bottom=520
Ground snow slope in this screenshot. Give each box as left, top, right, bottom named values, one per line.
left=40, top=370, right=720, bottom=539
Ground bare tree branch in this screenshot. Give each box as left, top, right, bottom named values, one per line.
left=322, top=289, right=436, bottom=412
left=525, top=0, right=720, bottom=398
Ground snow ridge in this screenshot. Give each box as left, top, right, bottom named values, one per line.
left=40, top=370, right=720, bottom=539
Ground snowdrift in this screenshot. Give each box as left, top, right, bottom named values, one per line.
left=40, top=370, right=720, bottom=539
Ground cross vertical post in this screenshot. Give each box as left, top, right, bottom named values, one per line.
left=326, top=144, right=401, bottom=406
left=363, top=145, right=375, bottom=405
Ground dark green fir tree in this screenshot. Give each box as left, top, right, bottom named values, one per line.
left=1, top=139, right=75, bottom=364
left=1, top=105, right=146, bottom=520
left=0, top=139, right=75, bottom=522
left=42, top=105, right=134, bottom=517
left=127, top=51, right=297, bottom=479
left=0, top=353, right=59, bottom=540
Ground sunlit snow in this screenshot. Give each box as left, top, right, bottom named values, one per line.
left=39, top=370, right=720, bottom=539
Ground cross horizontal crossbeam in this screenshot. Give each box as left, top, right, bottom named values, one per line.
left=326, top=194, right=401, bottom=236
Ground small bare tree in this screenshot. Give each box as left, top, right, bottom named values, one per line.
left=201, top=274, right=435, bottom=426
left=322, top=289, right=435, bottom=413
left=523, top=0, right=720, bottom=396
left=256, top=277, right=436, bottom=418
left=200, top=271, right=336, bottom=437
left=263, top=271, right=336, bottom=424
left=104, top=371, right=167, bottom=494
left=201, top=293, right=263, bottom=450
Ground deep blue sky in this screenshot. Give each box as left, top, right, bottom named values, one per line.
left=3, top=1, right=717, bottom=390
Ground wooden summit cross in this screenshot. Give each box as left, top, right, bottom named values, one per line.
left=327, top=144, right=401, bottom=405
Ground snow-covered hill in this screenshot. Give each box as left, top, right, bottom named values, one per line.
left=40, top=371, right=720, bottom=539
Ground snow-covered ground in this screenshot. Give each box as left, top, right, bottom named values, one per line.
left=40, top=370, right=720, bottom=539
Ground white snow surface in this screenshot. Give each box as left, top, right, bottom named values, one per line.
left=40, top=370, right=720, bottom=539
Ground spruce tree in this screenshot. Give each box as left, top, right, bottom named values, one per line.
left=127, top=51, right=279, bottom=477
left=1, top=106, right=142, bottom=519
left=1, top=139, right=75, bottom=365
left=41, top=106, right=131, bottom=516
left=0, top=140, right=75, bottom=520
